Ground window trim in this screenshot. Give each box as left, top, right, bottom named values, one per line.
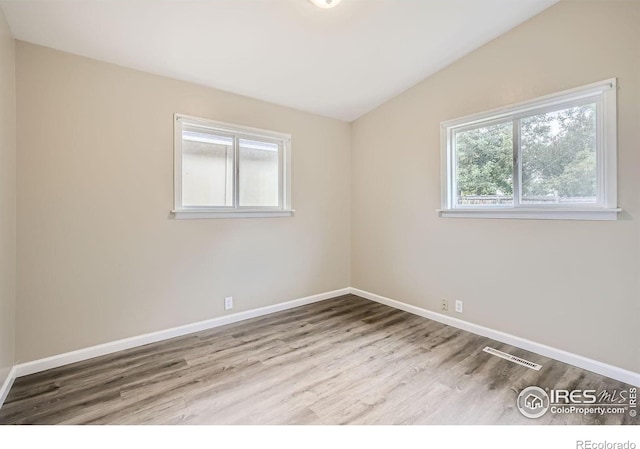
left=172, top=114, right=293, bottom=219
left=439, top=79, right=620, bottom=221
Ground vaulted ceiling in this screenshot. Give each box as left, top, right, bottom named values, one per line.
left=0, top=0, right=558, bottom=121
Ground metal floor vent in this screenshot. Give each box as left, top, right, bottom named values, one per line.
left=482, top=346, right=542, bottom=371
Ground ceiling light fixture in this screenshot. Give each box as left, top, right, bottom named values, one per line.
left=309, top=0, right=343, bottom=9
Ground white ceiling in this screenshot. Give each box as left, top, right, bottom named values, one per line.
left=0, top=0, right=559, bottom=121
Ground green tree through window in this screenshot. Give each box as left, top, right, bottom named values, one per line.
left=455, top=103, right=597, bottom=206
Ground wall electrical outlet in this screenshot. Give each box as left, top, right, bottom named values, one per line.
left=441, top=298, right=448, bottom=312
left=455, top=300, right=463, bottom=314
left=224, top=296, right=233, bottom=311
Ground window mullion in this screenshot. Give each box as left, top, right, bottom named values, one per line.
left=278, top=142, right=284, bottom=209
left=234, top=135, right=240, bottom=209
left=513, top=119, right=521, bottom=208
left=174, top=117, right=183, bottom=211
left=596, top=97, right=606, bottom=206
left=449, top=131, right=455, bottom=209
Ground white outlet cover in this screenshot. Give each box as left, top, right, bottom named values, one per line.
left=455, top=300, right=463, bottom=313
left=224, top=297, right=233, bottom=310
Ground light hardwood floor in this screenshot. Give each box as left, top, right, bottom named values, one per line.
left=0, top=295, right=637, bottom=425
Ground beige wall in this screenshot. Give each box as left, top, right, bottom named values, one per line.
left=352, top=1, right=640, bottom=373
left=15, top=42, right=351, bottom=362
left=11, top=0, right=640, bottom=376
left=0, top=9, right=16, bottom=382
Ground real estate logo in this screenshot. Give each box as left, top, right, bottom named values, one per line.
left=517, top=386, right=637, bottom=419
left=517, top=386, right=550, bottom=418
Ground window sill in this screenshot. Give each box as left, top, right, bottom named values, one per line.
left=437, top=208, right=621, bottom=221
left=172, top=209, right=295, bottom=219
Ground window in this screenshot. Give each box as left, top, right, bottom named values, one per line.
left=440, top=79, right=620, bottom=220
left=173, top=114, right=292, bottom=219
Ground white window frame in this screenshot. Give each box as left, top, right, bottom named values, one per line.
left=172, top=114, right=293, bottom=219
left=439, top=79, right=621, bottom=221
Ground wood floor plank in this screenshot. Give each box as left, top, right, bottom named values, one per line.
left=0, top=294, right=637, bottom=425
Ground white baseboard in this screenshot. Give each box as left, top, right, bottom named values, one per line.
left=350, top=288, right=640, bottom=387
left=0, top=366, right=17, bottom=409
left=7, top=285, right=638, bottom=402
left=14, top=288, right=351, bottom=379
